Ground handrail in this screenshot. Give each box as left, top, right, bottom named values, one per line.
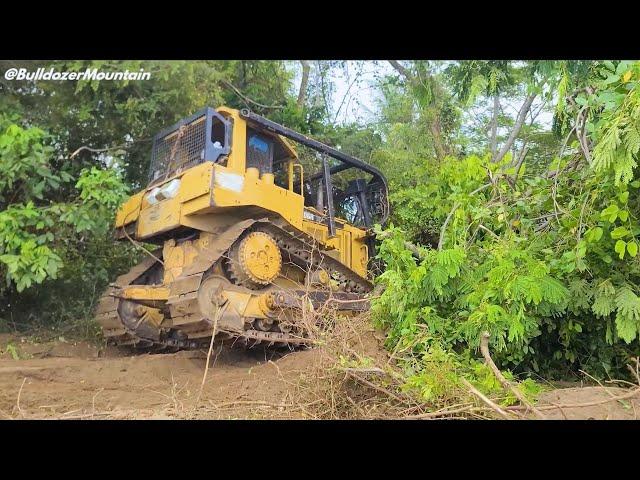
left=239, top=108, right=389, bottom=226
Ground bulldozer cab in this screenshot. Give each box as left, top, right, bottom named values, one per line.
left=145, top=107, right=388, bottom=236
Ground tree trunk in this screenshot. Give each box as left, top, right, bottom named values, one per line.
left=489, top=94, right=499, bottom=158
left=388, top=60, right=449, bottom=162
left=513, top=144, right=529, bottom=181
left=297, top=60, right=311, bottom=108
left=428, top=113, right=448, bottom=161
left=492, top=92, right=536, bottom=163
left=388, top=60, right=412, bottom=80
left=239, top=61, right=247, bottom=89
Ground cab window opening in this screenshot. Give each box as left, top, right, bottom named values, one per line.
left=211, top=116, right=228, bottom=166
left=246, top=128, right=274, bottom=175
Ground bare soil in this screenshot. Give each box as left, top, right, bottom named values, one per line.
left=535, top=387, right=640, bottom=420
left=0, top=332, right=638, bottom=420
left=0, top=333, right=319, bottom=419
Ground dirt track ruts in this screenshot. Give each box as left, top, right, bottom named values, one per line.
left=0, top=334, right=318, bottom=419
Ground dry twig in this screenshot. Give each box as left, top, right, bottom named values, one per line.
left=16, top=377, right=27, bottom=418
left=196, top=301, right=228, bottom=404
left=461, top=377, right=511, bottom=419
left=480, top=332, right=546, bottom=419
left=506, top=387, right=640, bottom=411
left=402, top=404, right=476, bottom=420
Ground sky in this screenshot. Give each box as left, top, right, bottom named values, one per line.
left=328, top=61, right=395, bottom=124
left=288, top=61, right=395, bottom=125
left=289, top=61, right=555, bottom=130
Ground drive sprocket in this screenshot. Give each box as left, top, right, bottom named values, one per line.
left=225, top=231, right=282, bottom=289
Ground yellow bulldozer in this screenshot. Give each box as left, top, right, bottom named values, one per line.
left=95, top=106, right=389, bottom=350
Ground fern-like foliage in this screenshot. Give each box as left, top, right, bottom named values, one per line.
left=615, top=286, right=640, bottom=343
left=590, top=63, right=640, bottom=185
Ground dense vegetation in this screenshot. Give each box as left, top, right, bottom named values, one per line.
left=1, top=60, right=639, bottom=389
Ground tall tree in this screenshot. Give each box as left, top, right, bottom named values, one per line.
left=297, top=60, right=311, bottom=108
left=388, top=60, right=452, bottom=161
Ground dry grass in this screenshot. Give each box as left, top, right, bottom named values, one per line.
left=275, top=309, right=491, bottom=420
left=275, top=304, right=640, bottom=420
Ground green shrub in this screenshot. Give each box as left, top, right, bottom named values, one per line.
left=372, top=62, right=640, bottom=381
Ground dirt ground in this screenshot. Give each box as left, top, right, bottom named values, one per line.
left=1, top=331, right=638, bottom=420
left=0, top=333, right=324, bottom=419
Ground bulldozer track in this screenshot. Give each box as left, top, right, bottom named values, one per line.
left=95, top=220, right=372, bottom=351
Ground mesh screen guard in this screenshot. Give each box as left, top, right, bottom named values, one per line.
left=148, top=115, right=206, bottom=183
left=147, top=108, right=231, bottom=186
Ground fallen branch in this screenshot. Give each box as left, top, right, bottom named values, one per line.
left=505, top=387, right=640, bottom=411
left=209, top=399, right=293, bottom=409
left=329, top=296, right=381, bottom=304
left=480, top=332, right=546, bottom=419
left=402, top=404, right=476, bottom=420
left=70, top=144, right=127, bottom=159
left=580, top=368, right=629, bottom=409
left=343, top=367, right=386, bottom=376
left=69, top=138, right=150, bottom=159
left=60, top=408, right=83, bottom=417
left=461, top=377, right=511, bottom=419
left=344, top=394, right=369, bottom=418
left=58, top=411, right=115, bottom=420
left=345, top=371, right=404, bottom=403
left=120, top=224, right=165, bottom=266
left=477, top=224, right=501, bottom=241
left=549, top=402, right=568, bottom=420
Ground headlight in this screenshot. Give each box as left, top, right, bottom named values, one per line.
left=145, top=187, right=161, bottom=205
left=144, top=179, right=181, bottom=205
left=156, top=179, right=181, bottom=200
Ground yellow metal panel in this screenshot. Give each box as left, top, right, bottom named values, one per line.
left=223, top=290, right=273, bottom=318
left=181, top=194, right=212, bottom=216
left=355, top=243, right=369, bottom=277
left=217, top=107, right=247, bottom=173
left=137, top=198, right=181, bottom=239
left=119, top=286, right=170, bottom=301
left=178, top=162, right=213, bottom=203
left=115, top=192, right=143, bottom=227
left=300, top=218, right=369, bottom=277
left=342, top=230, right=352, bottom=271
left=211, top=164, right=304, bottom=228
left=162, top=238, right=204, bottom=284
